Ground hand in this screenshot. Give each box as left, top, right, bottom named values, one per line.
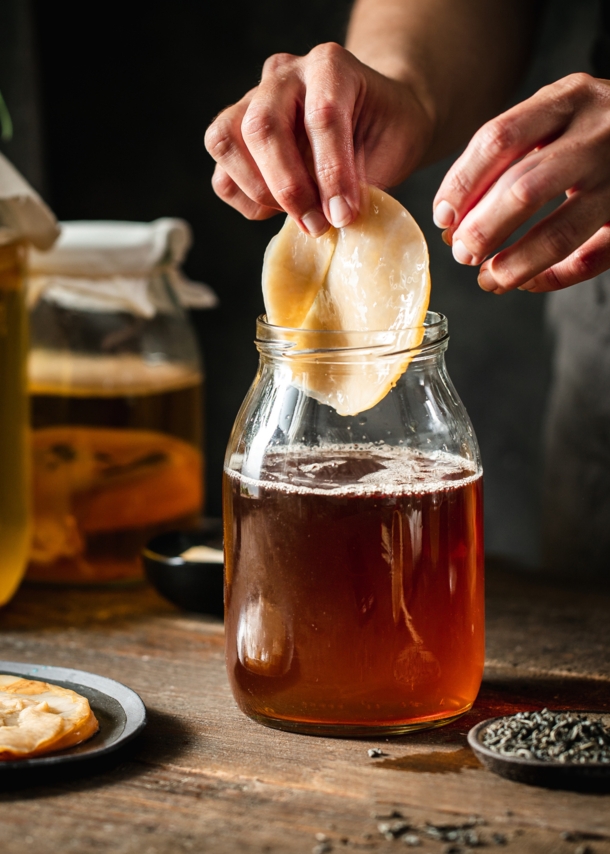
left=205, top=43, right=434, bottom=236
left=433, top=73, right=610, bottom=293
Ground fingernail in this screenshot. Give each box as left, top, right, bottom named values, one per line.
left=328, top=196, right=352, bottom=229
left=301, top=210, right=329, bottom=237
left=441, top=228, right=454, bottom=247
left=478, top=269, right=495, bottom=291
left=452, top=239, right=474, bottom=265
left=433, top=200, right=456, bottom=228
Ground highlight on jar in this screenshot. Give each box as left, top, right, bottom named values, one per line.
left=25, top=219, right=217, bottom=585
left=223, top=188, right=484, bottom=736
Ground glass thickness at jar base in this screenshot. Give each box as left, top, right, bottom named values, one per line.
left=242, top=707, right=473, bottom=738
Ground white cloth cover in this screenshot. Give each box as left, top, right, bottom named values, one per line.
left=0, top=152, right=59, bottom=250
left=28, top=219, right=218, bottom=316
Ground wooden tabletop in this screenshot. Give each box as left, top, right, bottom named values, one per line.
left=1, top=563, right=609, bottom=854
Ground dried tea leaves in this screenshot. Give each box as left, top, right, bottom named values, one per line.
left=262, top=187, right=430, bottom=416
left=480, top=709, right=610, bottom=764
left=0, top=674, right=99, bottom=760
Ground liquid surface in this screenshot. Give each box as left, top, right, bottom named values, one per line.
left=28, top=357, right=203, bottom=584
left=224, top=446, right=484, bottom=733
left=29, top=350, right=202, bottom=397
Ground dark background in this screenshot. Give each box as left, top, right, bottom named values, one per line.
left=0, top=0, right=599, bottom=566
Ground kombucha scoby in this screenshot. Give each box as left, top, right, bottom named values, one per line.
left=28, top=352, right=203, bottom=583
left=224, top=445, right=484, bottom=735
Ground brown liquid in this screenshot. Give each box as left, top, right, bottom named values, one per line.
left=28, top=357, right=203, bottom=583
left=224, top=446, right=484, bottom=734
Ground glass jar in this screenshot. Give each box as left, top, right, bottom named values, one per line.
left=223, top=312, right=484, bottom=736
left=0, top=241, right=30, bottom=605
left=25, top=220, right=214, bottom=584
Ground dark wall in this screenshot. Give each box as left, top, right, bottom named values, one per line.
left=0, top=2, right=44, bottom=190
left=2, top=0, right=599, bottom=565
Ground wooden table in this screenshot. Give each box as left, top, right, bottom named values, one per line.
left=1, top=562, right=609, bottom=854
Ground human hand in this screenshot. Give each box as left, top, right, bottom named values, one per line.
left=205, top=43, right=433, bottom=236
left=433, top=73, right=610, bottom=293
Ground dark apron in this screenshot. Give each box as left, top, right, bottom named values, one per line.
left=541, top=0, right=610, bottom=576
left=543, top=276, right=610, bottom=576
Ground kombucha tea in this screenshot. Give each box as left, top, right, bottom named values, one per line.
left=224, top=446, right=484, bottom=735
left=0, top=244, right=30, bottom=605
left=28, top=352, right=203, bottom=583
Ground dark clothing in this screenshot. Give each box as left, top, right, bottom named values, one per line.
left=540, top=0, right=610, bottom=576
left=543, top=277, right=610, bottom=576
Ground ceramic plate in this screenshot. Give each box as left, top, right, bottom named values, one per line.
left=0, top=661, right=146, bottom=769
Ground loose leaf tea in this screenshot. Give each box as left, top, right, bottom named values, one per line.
left=480, top=709, right=610, bottom=764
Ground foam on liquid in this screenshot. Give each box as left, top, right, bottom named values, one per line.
left=226, top=444, right=481, bottom=497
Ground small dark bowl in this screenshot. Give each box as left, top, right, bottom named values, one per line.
left=468, top=711, right=610, bottom=791
left=143, top=519, right=224, bottom=617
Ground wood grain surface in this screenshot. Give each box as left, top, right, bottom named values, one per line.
left=1, top=562, right=609, bottom=854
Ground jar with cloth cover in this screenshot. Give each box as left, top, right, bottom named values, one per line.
left=26, top=219, right=216, bottom=584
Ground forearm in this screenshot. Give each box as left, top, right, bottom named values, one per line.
left=346, top=0, right=544, bottom=163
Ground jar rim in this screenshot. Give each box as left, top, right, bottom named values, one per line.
left=256, top=310, right=448, bottom=359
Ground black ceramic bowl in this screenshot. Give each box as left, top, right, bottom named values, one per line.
left=143, top=519, right=224, bottom=617
left=468, top=711, right=610, bottom=791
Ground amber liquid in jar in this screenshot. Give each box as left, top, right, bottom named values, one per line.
left=0, top=243, right=30, bottom=605
left=28, top=353, right=203, bottom=584
left=224, top=445, right=484, bottom=735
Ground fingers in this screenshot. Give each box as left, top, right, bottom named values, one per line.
left=448, top=135, right=602, bottom=265
left=432, top=74, right=610, bottom=294
left=211, top=166, right=278, bottom=221
left=476, top=192, right=610, bottom=293
left=206, top=72, right=327, bottom=235
left=302, top=43, right=362, bottom=227
left=432, top=74, right=588, bottom=229
left=240, top=54, right=330, bottom=235
left=205, top=45, right=370, bottom=234
left=205, top=90, right=280, bottom=213
left=507, top=223, right=610, bottom=294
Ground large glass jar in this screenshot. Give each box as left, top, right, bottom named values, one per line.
left=0, top=241, right=30, bottom=605
left=26, top=220, right=214, bottom=584
left=223, top=312, right=484, bottom=736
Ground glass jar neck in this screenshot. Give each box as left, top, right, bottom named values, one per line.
left=255, top=311, right=449, bottom=368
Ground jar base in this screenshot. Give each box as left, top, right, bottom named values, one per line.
left=243, top=706, right=472, bottom=738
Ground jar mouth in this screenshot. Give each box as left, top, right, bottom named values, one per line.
left=256, top=311, right=448, bottom=359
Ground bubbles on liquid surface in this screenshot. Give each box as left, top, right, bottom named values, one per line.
left=228, top=444, right=481, bottom=497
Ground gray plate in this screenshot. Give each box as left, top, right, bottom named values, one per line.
left=468, top=711, right=610, bottom=790
left=0, top=661, right=147, bottom=769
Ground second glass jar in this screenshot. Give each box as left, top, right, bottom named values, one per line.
left=26, top=220, right=206, bottom=584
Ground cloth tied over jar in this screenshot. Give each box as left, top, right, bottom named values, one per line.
left=27, top=218, right=217, bottom=316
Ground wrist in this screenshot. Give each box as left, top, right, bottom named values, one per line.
left=367, top=68, right=438, bottom=179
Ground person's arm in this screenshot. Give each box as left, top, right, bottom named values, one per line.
left=204, top=0, right=541, bottom=235
left=346, top=0, right=540, bottom=164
